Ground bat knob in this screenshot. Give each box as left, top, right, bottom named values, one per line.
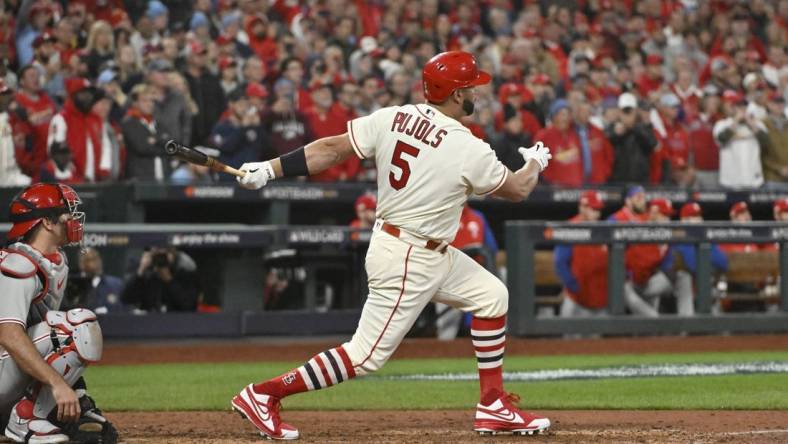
left=164, top=140, right=179, bottom=155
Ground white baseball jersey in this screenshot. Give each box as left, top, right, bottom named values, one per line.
left=347, top=104, right=508, bottom=242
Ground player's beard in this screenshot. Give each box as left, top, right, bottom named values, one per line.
left=462, top=99, right=475, bottom=116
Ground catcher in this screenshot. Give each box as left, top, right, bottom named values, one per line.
left=0, top=183, right=117, bottom=443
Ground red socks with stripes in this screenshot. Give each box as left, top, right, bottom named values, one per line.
left=471, top=315, right=506, bottom=405
left=253, top=346, right=357, bottom=399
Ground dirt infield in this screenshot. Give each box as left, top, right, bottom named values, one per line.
left=111, top=410, right=788, bottom=443
left=99, top=335, right=788, bottom=443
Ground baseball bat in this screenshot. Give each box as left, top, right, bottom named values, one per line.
left=164, top=140, right=245, bottom=178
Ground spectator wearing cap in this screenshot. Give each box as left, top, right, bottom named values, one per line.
left=306, top=83, right=360, bottom=182
left=96, top=68, right=128, bottom=124
left=39, top=134, right=80, bottom=184
left=184, top=40, right=226, bottom=146
left=218, top=11, right=254, bottom=59
left=660, top=202, right=729, bottom=316
left=608, top=185, right=648, bottom=222
left=246, top=15, right=278, bottom=67
left=210, top=88, right=270, bottom=182
left=537, top=99, right=613, bottom=187
left=84, top=20, right=115, bottom=79
left=16, top=1, right=54, bottom=66
left=713, top=90, right=764, bottom=189
left=0, top=80, right=32, bottom=186
left=129, top=3, right=164, bottom=60
left=649, top=92, right=691, bottom=184
left=493, top=104, right=534, bottom=172
left=48, top=77, right=106, bottom=182
left=554, top=190, right=609, bottom=318
left=607, top=92, right=658, bottom=184
left=525, top=73, right=556, bottom=126
left=246, top=82, right=269, bottom=117
left=30, top=29, right=65, bottom=103
left=122, top=84, right=171, bottom=182
left=687, top=87, right=723, bottom=189
left=719, top=202, right=760, bottom=254
left=755, top=91, right=788, bottom=190
left=623, top=198, right=675, bottom=318
left=494, top=82, right=542, bottom=139
left=350, top=193, right=377, bottom=238
left=218, top=56, right=240, bottom=95
left=14, top=65, right=56, bottom=179
left=637, top=54, right=665, bottom=98
left=146, top=59, right=192, bottom=151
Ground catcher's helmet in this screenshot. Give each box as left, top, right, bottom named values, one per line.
left=422, top=51, right=491, bottom=103
left=7, top=183, right=84, bottom=244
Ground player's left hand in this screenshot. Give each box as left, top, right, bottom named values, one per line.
left=237, top=161, right=272, bottom=190
left=518, top=141, right=552, bottom=172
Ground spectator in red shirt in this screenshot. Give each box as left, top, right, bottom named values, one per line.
left=649, top=92, right=691, bottom=183
left=246, top=16, right=278, bottom=69
left=637, top=53, right=665, bottom=98
left=687, top=86, right=723, bottom=189
left=623, top=198, right=674, bottom=317
left=14, top=65, right=56, bottom=179
left=494, top=82, right=542, bottom=138
left=306, top=83, right=359, bottom=182
left=538, top=99, right=613, bottom=187
left=332, top=81, right=359, bottom=122
left=349, top=193, right=376, bottom=242
left=554, top=190, right=609, bottom=317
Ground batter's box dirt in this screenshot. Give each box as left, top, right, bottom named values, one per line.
left=110, top=410, right=788, bottom=443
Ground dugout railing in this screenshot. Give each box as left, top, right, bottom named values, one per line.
left=506, top=221, right=788, bottom=336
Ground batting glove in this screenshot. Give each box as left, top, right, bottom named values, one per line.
left=518, top=141, right=552, bottom=172
left=237, top=161, right=275, bottom=190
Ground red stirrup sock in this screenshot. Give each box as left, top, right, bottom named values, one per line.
left=471, top=315, right=506, bottom=404
left=252, top=346, right=357, bottom=399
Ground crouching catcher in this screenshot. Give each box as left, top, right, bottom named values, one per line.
left=0, top=183, right=117, bottom=443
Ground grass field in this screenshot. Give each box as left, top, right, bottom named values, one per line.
left=87, top=350, right=788, bottom=412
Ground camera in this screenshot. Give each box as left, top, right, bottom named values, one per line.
left=152, top=252, right=170, bottom=268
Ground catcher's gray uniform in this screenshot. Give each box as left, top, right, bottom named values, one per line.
left=0, top=242, right=102, bottom=418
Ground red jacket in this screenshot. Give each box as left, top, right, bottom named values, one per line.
left=14, top=90, right=56, bottom=177
left=452, top=206, right=485, bottom=250
left=687, top=115, right=719, bottom=171
left=651, top=118, right=690, bottom=183
left=608, top=206, right=647, bottom=223
left=567, top=215, right=609, bottom=309
left=537, top=124, right=614, bottom=187
left=626, top=243, right=668, bottom=286
left=54, top=100, right=103, bottom=181
left=307, top=105, right=359, bottom=182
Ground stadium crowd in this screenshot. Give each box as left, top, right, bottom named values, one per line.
left=0, top=0, right=786, bottom=190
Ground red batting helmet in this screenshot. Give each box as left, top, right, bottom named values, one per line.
left=8, top=183, right=84, bottom=244
left=422, top=51, right=491, bottom=103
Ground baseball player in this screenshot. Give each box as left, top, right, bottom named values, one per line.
left=608, top=185, right=648, bottom=222
left=0, top=183, right=116, bottom=443
left=231, top=51, right=553, bottom=439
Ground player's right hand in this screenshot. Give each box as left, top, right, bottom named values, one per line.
left=52, top=382, right=81, bottom=422
left=518, top=141, right=552, bottom=172
left=237, top=162, right=271, bottom=190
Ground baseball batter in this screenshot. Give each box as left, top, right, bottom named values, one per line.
left=232, top=51, right=553, bottom=439
left=0, top=183, right=116, bottom=443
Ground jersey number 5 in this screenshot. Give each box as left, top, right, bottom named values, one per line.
left=389, top=141, right=420, bottom=190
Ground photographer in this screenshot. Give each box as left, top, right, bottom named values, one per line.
left=606, top=93, right=658, bottom=184
left=122, top=247, right=200, bottom=312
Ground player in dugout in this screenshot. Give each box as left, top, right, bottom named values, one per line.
left=231, top=51, right=553, bottom=439
left=0, top=183, right=117, bottom=443
left=554, top=190, right=609, bottom=318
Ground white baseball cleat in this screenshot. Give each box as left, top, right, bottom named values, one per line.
left=473, top=391, right=550, bottom=436
left=231, top=384, right=299, bottom=440
left=4, top=400, right=69, bottom=444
